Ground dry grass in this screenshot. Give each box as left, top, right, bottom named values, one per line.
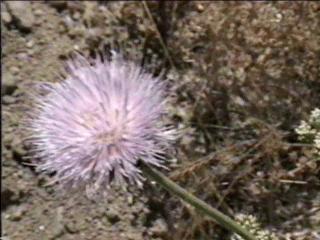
left=136, top=2, right=320, bottom=239
left=3, top=1, right=319, bottom=239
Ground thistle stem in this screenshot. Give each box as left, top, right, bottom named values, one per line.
left=141, top=163, right=256, bottom=240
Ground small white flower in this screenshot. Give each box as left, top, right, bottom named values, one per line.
left=295, top=107, right=320, bottom=159
left=310, top=108, right=320, bottom=123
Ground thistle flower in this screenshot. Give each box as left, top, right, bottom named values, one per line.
left=25, top=52, right=175, bottom=191
left=24, top=52, right=256, bottom=240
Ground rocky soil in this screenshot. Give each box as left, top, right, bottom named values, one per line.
left=2, top=2, right=320, bottom=240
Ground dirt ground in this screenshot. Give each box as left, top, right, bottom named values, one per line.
left=2, top=1, right=320, bottom=240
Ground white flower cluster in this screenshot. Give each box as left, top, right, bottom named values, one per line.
left=230, top=214, right=278, bottom=240
left=295, top=108, right=320, bottom=157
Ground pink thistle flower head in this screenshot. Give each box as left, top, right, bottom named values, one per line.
left=26, top=52, right=176, bottom=192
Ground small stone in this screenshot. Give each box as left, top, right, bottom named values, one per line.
left=127, top=195, right=134, bottom=205
left=34, top=9, right=43, bottom=16
left=6, top=1, right=35, bottom=32
left=3, top=96, right=16, bottom=105
left=9, top=66, right=19, bottom=75
left=72, top=12, right=81, bottom=20
left=65, top=216, right=88, bottom=234
left=16, top=53, right=29, bottom=61
left=10, top=206, right=27, bottom=221
left=149, top=218, right=168, bottom=237
left=27, top=49, right=34, bottom=56
left=2, top=11, right=12, bottom=24
left=65, top=221, right=79, bottom=234
left=196, top=4, right=204, bottom=12
left=2, top=72, right=17, bottom=95
left=105, top=208, right=120, bottom=224
left=276, top=13, right=282, bottom=22
left=26, top=40, right=34, bottom=48
left=50, top=224, right=64, bottom=239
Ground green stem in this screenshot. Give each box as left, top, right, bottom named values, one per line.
left=141, top=163, right=256, bottom=240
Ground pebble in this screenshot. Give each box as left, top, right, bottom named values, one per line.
left=16, top=53, right=30, bottom=61
left=10, top=206, right=27, bottom=221
left=3, top=96, right=16, bottom=105
left=72, top=12, right=81, bottom=20
left=2, top=11, right=12, bottom=24
left=65, top=221, right=79, bottom=234
left=34, top=9, right=43, bottom=16
left=196, top=4, right=204, bottom=12
left=6, top=1, right=35, bottom=32
left=26, top=40, right=34, bottom=48
left=2, top=72, right=17, bottom=95
left=149, top=218, right=168, bottom=237
left=50, top=213, right=65, bottom=240
left=105, top=208, right=120, bottom=224
left=127, top=195, right=134, bottom=205
left=9, top=66, right=19, bottom=75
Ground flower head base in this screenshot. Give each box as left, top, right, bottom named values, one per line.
left=25, top=52, right=175, bottom=191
